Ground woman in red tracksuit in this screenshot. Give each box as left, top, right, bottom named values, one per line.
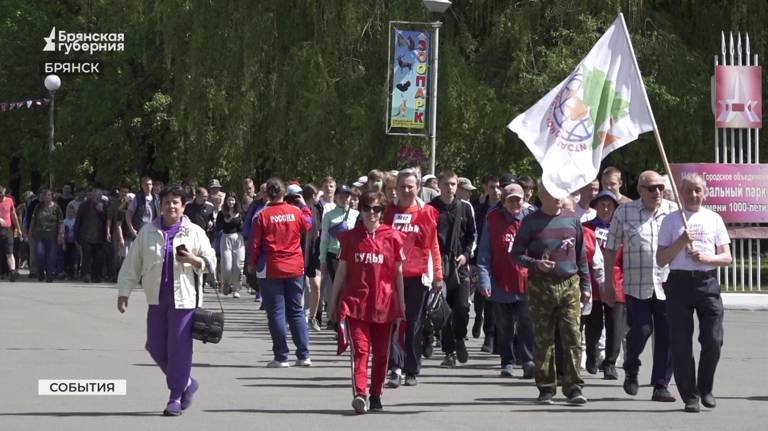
left=328, top=191, right=405, bottom=414
left=248, top=177, right=313, bottom=368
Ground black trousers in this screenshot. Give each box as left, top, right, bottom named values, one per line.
left=441, top=261, right=470, bottom=354
left=473, top=291, right=495, bottom=337
left=583, top=301, right=626, bottom=367
left=80, top=242, right=104, bottom=280
left=493, top=300, right=534, bottom=367
left=624, top=293, right=673, bottom=388
left=666, top=270, right=724, bottom=403
left=389, top=276, right=429, bottom=375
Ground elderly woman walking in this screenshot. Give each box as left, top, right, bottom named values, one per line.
left=117, top=186, right=216, bottom=416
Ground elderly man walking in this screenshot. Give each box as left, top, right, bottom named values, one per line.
left=604, top=170, right=677, bottom=402
left=657, top=173, right=731, bottom=413
left=511, top=182, right=591, bottom=405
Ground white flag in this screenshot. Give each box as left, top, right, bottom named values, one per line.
left=508, top=14, right=654, bottom=199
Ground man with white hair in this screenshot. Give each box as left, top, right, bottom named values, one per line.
left=657, top=173, right=731, bottom=413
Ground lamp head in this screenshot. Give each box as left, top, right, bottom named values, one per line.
left=44, top=74, right=61, bottom=92
left=423, top=0, right=451, bottom=14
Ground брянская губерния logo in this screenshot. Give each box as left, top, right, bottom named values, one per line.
left=41, top=27, right=124, bottom=75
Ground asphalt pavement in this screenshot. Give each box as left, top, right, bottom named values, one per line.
left=1, top=277, right=767, bottom=431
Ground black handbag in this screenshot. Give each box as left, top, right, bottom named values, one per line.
left=427, top=291, right=452, bottom=331
left=192, top=256, right=224, bottom=344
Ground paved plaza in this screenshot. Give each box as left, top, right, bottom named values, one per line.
left=2, top=278, right=767, bottom=431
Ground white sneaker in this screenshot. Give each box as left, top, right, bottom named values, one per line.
left=233, top=291, right=241, bottom=298
left=309, top=319, right=321, bottom=332
left=500, top=364, right=515, bottom=377
left=295, top=358, right=312, bottom=367
left=266, top=360, right=290, bottom=368
left=352, top=395, right=368, bottom=414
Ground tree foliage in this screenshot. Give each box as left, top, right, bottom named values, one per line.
left=1, top=0, right=766, bottom=195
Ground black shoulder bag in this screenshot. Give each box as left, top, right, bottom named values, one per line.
left=192, top=256, right=225, bottom=344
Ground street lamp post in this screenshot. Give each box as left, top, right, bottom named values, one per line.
left=44, top=74, right=61, bottom=189
left=423, top=0, right=451, bottom=175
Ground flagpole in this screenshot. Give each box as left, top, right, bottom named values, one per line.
left=617, top=13, right=688, bottom=228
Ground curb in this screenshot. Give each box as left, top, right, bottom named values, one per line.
left=722, top=293, right=768, bottom=310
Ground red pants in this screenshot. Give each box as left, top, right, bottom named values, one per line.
left=347, top=318, right=394, bottom=397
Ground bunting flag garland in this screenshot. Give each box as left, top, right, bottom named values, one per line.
left=0, top=97, right=49, bottom=113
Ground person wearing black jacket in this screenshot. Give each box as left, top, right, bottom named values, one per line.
left=428, top=170, right=476, bottom=367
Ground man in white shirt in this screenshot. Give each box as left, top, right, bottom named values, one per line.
left=657, top=173, right=731, bottom=413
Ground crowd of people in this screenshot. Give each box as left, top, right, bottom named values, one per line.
left=0, top=164, right=731, bottom=416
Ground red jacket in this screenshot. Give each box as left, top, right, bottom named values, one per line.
left=249, top=201, right=312, bottom=278
left=337, top=223, right=405, bottom=323
left=382, top=202, right=443, bottom=281
left=485, top=208, right=528, bottom=294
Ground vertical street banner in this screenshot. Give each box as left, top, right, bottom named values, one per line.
left=714, top=65, right=762, bottom=128
left=386, top=26, right=430, bottom=135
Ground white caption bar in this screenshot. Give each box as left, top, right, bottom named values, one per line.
left=38, top=379, right=127, bottom=395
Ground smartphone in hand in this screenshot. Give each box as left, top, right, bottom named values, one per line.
left=176, top=244, right=188, bottom=256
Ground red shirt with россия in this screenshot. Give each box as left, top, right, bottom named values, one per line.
left=337, top=223, right=405, bottom=323
left=249, top=201, right=312, bottom=278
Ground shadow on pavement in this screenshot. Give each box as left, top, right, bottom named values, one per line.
left=0, top=411, right=158, bottom=417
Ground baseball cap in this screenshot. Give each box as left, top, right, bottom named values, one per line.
left=286, top=184, right=302, bottom=196
left=421, top=174, right=436, bottom=184
left=334, top=184, right=352, bottom=195
left=208, top=179, right=222, bottom=189
left=590, top=190, right=619, bottom=209
left=457, top=177, right=476, bottom=191
left=503, top=183, right=525, bottom=199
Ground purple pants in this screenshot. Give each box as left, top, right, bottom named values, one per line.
left=146, top=304, right=195, bottom=400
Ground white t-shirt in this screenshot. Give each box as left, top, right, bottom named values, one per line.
left=658, top=207, right=730, bottom=271
left=574, top=205, right=596, bottom=223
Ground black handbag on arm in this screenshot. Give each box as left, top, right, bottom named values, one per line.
left=192, top=256, right=224, bottom=344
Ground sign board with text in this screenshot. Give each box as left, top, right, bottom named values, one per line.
left=669, top=163, right=768, bottom=223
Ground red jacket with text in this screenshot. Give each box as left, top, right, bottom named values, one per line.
left=382, top=201, right=443, bottom=282
left=249, top=201, right=312, bottom=278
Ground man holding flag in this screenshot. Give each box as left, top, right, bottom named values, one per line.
left=508, top=12, right=684, bottom=404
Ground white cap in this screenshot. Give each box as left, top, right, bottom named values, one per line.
left=352, top=176, right=368, bottom=188
left=503, top=183, right=525, bottom=199
left=421, top=174, right=436, bottom=184
left=287, top=184, right=302, bottom=196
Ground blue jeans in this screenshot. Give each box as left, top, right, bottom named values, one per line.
left=261, top=276, right=310, bottom=362
left=35, top=237, right=58, bottom=278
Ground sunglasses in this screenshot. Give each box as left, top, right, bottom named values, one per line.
left=361, top=205, right=384, bottom=214
left=641, top=184, right=665, bottom=192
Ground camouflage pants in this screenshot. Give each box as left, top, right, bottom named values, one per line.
left=528, top=274, right=584, bottom=396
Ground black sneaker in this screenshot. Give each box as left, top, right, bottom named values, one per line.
left=566, top=388, right=588, bottom=404
left=684, top=398, right=701, bottom=413
left=537, top=389, right=555, bottom=405
left=603, top=364, right=618, bottom=380
left=369, top=395, right=383, bottom=411
left=440, top=354, right=456, bottom=368
left=651, top=387, right=676, bottom=402
left=701, top=393, right=716, bottom=408
left=38, top=271, right=45, bottom=282
left=403, top=373, right=418, bottom=386
left=422, top=337, right=434, bottom=359
left=456, top=339, right=469, bottom=364
left=9, top=271, right=18, bottom=282
left=480, top=336, right=494, bottom=353
left=471, top=317, right=483, bottom=338
left=522, top=362, right=535, bottom=379
left=585, top=359, right=598, bottom=375
left=623, top=375, right=639, bottom=396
